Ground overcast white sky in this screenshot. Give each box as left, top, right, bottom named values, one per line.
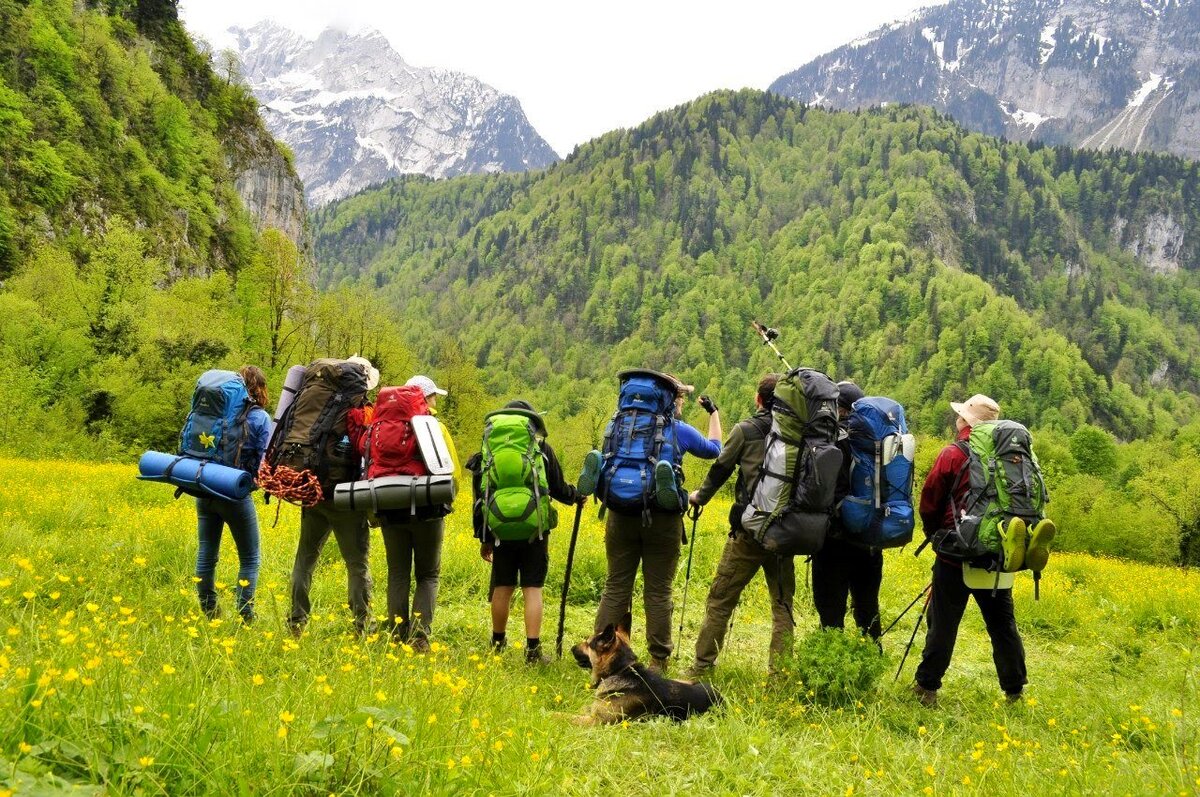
left=180, top=0, right=944, bottom=156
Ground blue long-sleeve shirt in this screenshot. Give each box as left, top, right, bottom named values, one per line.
left=240, top=407, right=273, bottom=475
left=673, top=419, right=721, bottom=459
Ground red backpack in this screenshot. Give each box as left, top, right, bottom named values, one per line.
left=363, top=386, right=429, bottom=479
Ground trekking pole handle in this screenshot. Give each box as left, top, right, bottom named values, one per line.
left=750, top=321, right=793, bottom=372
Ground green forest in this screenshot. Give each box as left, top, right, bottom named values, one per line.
left=0, top=3, right=1197, bottom=566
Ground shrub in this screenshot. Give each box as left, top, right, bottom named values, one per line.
left=785, top=628, right=886, bottom=706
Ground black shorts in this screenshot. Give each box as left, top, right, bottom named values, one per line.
left=490, top=536, right=550, bottom=589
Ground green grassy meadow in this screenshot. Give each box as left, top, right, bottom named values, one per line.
left=0, top=457, right=1198, bottom=795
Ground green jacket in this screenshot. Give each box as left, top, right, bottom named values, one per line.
left=695, top=410, right=772, bottom=508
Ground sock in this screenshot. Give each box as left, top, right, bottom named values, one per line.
left=526, top=637, right=540, bottom=650
left=491, top=632, right=506, bottom=646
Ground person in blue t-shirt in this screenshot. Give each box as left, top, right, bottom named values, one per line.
left=194, top=365, right=272, bottom=624
left=590, top=374, right=722, bottom=675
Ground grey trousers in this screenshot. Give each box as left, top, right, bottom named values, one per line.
left=594, top=511, right=683, bottom=661
left=693, top=531, right=795, bottom=670
left=288, top=501, right=372, bottom=631
left=380, top=517, right=444, bottom=641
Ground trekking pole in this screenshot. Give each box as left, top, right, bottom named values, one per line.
left=751, top=321, right=792, bottom=371
left=555, top=502, right=584, bottom=659
left=880, top=582, right=932, bottom=639
left=894, top=588, right=932, bottom=682
left=675, top=503, right=703, bottom=658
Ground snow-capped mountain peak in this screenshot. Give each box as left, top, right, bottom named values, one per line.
left=229, top=21, right=559, bottom=206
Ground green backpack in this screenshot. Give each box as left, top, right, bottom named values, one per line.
left=933, top=420, right=1048, bottom=564
left=480, top=410, right=557, bottom=542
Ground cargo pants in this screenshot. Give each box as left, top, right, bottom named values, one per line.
left=288, top=500, right=372, bottom=632
left=693, top=530, right=796, bottom=671
left=594, top=511, right=683, bottom=661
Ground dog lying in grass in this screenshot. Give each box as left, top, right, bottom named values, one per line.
left=570, top=614, right=722, bottom=726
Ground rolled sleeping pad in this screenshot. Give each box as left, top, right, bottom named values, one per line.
left=333, top=475, right=457, bottom=513
left=273, top=364, right=308, bottom=421
left=136, top=450, right=254, bottom=501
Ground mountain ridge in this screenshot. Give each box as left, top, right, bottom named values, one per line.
left=770, top=0, right=1200, bottom=160
left=229, top=21, right=560, bottom=206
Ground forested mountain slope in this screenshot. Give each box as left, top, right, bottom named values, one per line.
left=314, top=90, right=1200, bottom=436
left=0, top=0, right=414, bottom=457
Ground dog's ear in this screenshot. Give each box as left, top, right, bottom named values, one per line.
left=617, top=612, right=632, bottom=640
left=595, top=623, right=616, bottom=647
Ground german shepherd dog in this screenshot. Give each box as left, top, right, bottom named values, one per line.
left=570, top=614, right=722, bottom=726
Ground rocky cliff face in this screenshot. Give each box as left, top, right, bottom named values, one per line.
left=229, top=22, right=560, bottom=206
left=771, top=0, right=1200, bottom=160
left=221, top=114, right=310, bottom=255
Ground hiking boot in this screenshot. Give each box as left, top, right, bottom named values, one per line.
left=577, top=449, right=602, bottom=497
left=653, top=461, right=681, bottom=511
left=525, top=646, right=551, bottom=666
left=912, top=683, right=938, bottom=708
left=1000, top=517, right=1027, bottom=572
left=684, top=662, right=713, bottom=681
left=1025, top=518, right=1057, bottom=573
left=648, top=656, right=670, bottom=676
left=490, top=638, right=507, bottom=654
left=287, top=621, right=305, bottom=640
left=1005, top=691, right=1023, bottom=704
left=410, top=636, right=431, bottom=654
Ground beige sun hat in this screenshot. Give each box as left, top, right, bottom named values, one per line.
left=346, top=355, right=380, bottom=391
left=950, top=393, right=1000, bottom=426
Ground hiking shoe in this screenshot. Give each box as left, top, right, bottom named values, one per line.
left=577, top=450, right=602, bottom=497
left=1000, top=517, right=1027, bottom=572
left=490, top=638, right=507, bottom=654
left=912, top=683, right=938, bottom=708
left=684, top=663, right=714, bottom=681
left=1025, top=518, right=1057, bottom=573
left=648, top=656, right=670, bottom=676
left=525, top=646, right=551, bottom=666
left=410, top=636, right=431, bottom=654
left=653, top=461, right=681, bottom=511
left=1005, top=691, right=1023, bottom=704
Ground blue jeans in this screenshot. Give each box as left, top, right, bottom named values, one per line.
left=196, top=496, right=261, bottom=620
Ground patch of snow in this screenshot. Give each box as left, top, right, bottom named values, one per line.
left=1129, top=73, right=1163, bottom=107
left=1039, top=22, right=1057, bottom=64
left=1010, top=107, right=1053, bottom=129
left=354, top=135, right=399, bottom=170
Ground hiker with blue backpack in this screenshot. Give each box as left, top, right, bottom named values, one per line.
left=579, top=370, right=722, bottom=675
left=467, top=400, right=583, bottom=665
left=911, top=394, right=1056, bottom=707
left=685, top=374, right=797, bottom=677
left=188, top=366, right=273, bottom=623
left=813, top=381, right=916, bottom=641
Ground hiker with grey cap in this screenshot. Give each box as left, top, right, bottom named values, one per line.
left=812, top=380, right=884, bottom=640
left=912, top=393, right=1038, bottom=707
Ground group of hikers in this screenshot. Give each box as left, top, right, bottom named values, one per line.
left=165, top=346, right=1056, bottom=707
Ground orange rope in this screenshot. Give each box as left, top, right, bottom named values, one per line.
left=258, top=462, right=324, bottom=508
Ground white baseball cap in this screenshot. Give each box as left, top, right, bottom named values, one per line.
left=346, top=355, right=380, bottom=391
left=405, top=374, right=447, bottom=397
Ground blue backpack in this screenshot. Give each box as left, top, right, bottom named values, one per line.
left=597, top=370, right=685, bottom=519
left=180, top=370, right=254, bottom=470
left=838, top=397, right=916, bottom=548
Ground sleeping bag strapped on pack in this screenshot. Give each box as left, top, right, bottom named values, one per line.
left=480, top=410, right=556, bottom=542
left=362, top=385, right=428, bottom=479
left=179, top=370, right=253, bottom=468
left=261, top=358, right=368, bottom=504
left=333, top=474, right=457, bottom=513
left=839, top=397, right=916, bottom=548
left=596, top=370, right=685, bottom=518
left=932, top=420, right=1048, bottom=564
left=137, top=450, right=254, bottom=500
left=741, top=367, right=842, bottom=556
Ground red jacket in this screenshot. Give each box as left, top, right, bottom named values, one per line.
left=919, top=426, right=972, bottom=535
